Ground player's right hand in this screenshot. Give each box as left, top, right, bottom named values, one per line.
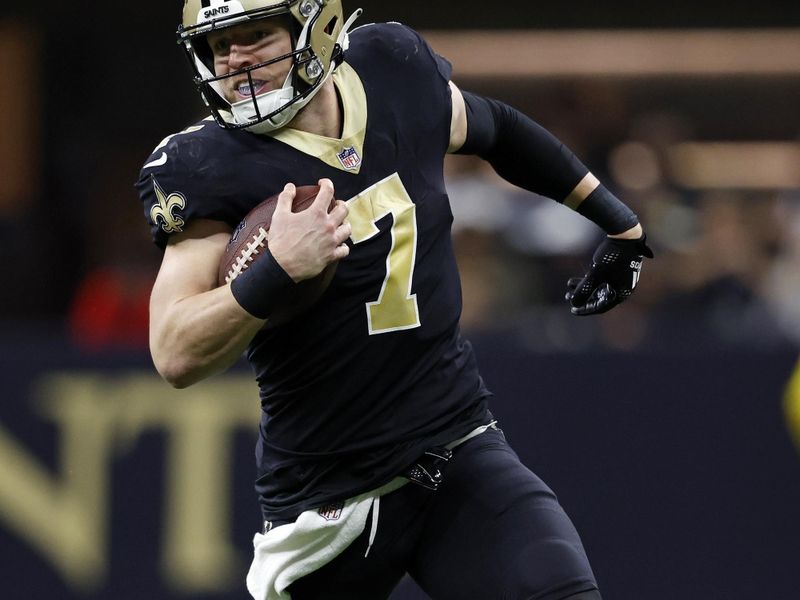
left=268, top=179, right=351, bottom=282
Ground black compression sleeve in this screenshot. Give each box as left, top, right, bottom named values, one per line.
left=456, top=90, right=639, bottom=235
left=457, top=91, right=589, bottom=201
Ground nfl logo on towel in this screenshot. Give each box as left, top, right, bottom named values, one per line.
left=318, top=502, right=344, bottom=521
left=337, top=146, right=361, bottom=170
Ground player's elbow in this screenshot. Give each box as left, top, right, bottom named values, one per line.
left=152, top=352, right=203, bottom=389
left=162, top=370, right=196, bottom=390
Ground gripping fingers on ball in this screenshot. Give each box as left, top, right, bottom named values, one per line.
left=275, top=183, right=297, bottom=215
left=333, top=242, right=350, bottom=261
left=330, top=199, right=349, bottom=223
left=313, top=179, right=335, bottom=210
left=335, top=220, right=352, bottom=244
left=330, top=221, right=352, bottom=262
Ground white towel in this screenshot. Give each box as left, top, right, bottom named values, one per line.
left=246, top=422, right=497, bottom=599
left=246, top=477, right=407, bottom=600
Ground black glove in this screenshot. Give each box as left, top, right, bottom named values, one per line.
left=566, top=234, right=654, bottom=316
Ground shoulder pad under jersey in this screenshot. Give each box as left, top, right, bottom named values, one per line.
left=135, top=118, right=247, bottom=249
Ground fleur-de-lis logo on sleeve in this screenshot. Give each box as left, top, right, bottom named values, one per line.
left=150, top=176, right=186, bottom=234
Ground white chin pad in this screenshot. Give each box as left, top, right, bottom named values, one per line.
left=230, top=84, right=299, bottom=131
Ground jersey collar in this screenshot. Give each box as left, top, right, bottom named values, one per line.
left=266, top=62, right=367, bottom=174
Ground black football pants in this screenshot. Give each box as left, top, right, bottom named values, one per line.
left=288, top=427, right=599, bottom=600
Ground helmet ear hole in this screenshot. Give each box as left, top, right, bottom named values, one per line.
left=193, top=38, right=215, bottom=75
left=323, top=15, right=338, bottom=36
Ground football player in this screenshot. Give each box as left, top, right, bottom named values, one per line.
left=136, top=1, right=652, bottom=598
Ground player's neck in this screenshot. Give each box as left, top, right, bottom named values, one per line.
left=288, top=80, right=342, bottom=139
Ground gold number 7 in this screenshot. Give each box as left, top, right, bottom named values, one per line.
left=346, top=173, right=421, bottom=335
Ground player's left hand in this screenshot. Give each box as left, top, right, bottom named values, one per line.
left=565, top=234, right=654, bottom=316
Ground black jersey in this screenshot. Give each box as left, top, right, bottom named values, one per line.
left=136, top=23, right=492, bottom=520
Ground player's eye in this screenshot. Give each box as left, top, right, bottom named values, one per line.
left=210, top=37, right=231, bottom=55
left=251, top=29, right=276, bottom=44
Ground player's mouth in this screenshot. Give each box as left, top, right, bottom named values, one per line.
left=234, top=79, right=269, bottom=100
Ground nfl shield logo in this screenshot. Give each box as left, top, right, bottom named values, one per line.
left=337, top=146, right=361, bottom=170
left=318, top=501, right=345, bottom=521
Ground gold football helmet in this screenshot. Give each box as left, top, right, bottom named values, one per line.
left=178, top=0, right=361, bottom=132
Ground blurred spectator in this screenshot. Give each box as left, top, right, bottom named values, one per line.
left=68, top=265, right=151, bottom=350
left=763, top=191, right=800, bottom=343
left=66, top=143, right=160, bottom=351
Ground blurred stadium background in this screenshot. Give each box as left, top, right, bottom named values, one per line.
left=2, top=1, right=800, bottom=598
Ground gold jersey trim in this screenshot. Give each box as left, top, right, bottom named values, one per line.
left=267, top=62, right=367, bottom=173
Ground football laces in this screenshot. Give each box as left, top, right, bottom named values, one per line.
left=225, top=227, right=269, bottom=283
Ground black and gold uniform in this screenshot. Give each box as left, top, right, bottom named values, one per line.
left=137, top=23, right=491, bottom=522
left=138, top=19, right=606, bottom=600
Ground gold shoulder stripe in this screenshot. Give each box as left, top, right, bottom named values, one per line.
left=564, top=172, right=600, bottom=210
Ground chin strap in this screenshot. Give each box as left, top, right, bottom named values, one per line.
left=233, top=71, right=299, bottom=133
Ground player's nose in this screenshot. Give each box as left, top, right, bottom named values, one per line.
left=227, top=44, right=253, bottom=69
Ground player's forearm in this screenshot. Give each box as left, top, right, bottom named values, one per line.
left=150, top=285, right=263, bottom=388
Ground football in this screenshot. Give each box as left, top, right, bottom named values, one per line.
left=219, top=185, right=339, bottom=325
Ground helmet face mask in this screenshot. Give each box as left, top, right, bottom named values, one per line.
left=178, top=0, right=357, bottom=133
